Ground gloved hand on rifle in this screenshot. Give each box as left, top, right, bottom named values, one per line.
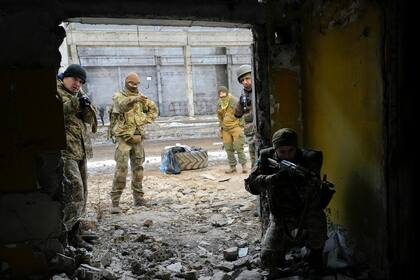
left=239, top=95, right=248, bottom=110
left=265, top=167, right=289, bottom=182
left=79, top=95, right=91, bottom=108
left=265, top=166, right=306, bottom=186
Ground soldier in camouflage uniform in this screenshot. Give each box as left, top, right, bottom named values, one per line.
left=217, top=86, right=247, bottom=173
left=234, top=65, right=256, bottom=168
left=245, top=128, right=327, bottom=278
left=110, top=72, right=158, bottom=214
left=57, top=64, right=97, bottom=251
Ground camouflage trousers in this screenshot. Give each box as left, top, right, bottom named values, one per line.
left=62, top=158, right=88, bottom=232
left=260, top=211, right=327, bottom=268
left=222, top=126, right=246, bottom=167
left=248, top=140, right=256, bottom=168
left=110, top=136, right=145, bottom=203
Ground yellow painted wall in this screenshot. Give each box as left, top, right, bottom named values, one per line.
left=270, top=68, right=302, bottom=140
left=301, top=3, right=384, bottom=249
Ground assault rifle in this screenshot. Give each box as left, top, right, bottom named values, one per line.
left=268, top=158, right=319, bottom=179
left=239, top=95, right=249, bottom=111
left=267, top=158, right=335, bottom=208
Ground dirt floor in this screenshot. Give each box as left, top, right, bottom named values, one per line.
left=81, top=137, right=265, bottom=279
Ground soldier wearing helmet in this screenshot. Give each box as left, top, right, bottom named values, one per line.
left=234, top=64, right=256, bottom=168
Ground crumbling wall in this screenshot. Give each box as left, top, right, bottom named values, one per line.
left=0, top=9, right=67, bottom=278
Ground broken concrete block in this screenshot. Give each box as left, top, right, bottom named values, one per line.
left=211, top=270, right=231, bottom=280
left=209, top=214, right=228, bottom=227
left=166, top=262, right=182, bottom=273
left=51, top=273, right=71, bottom=280
left=143, top=219, right=153, bottom=227
left=233, top=256, right=250, bottom=269
left=183, top=270, right=198, bottom=280
left=223, top=247, right=238, bottom=261
left=215, top=262, right=235, bottom=272
left=235, top=269, right=263, bottom=280
left=50, top=253, right=76, bottom=276
left=91, top=249, right=112, bottom=268
left=77, top=264, right=103, bottom=280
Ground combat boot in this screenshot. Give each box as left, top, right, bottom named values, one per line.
left=110, top=200, right=121, bottom=214
left=241, top=164, right=248, bottom=173
left=68, top=226, right=93, bottom=252
left=133, top=196, right=148, bottom=207
left=225, top=166, right=237, bottom=174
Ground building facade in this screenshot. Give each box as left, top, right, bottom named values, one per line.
left=61, top=24, right=253, bottom=117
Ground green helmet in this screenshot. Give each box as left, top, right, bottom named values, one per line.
left=236, top=65, right=252, bottom=82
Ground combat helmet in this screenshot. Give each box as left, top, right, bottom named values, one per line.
left=236, top=65, right=252, bottom=82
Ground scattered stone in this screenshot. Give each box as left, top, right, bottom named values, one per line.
left=181, top=270, right=198, bottom=280
left=215, top=262, right=235, bottom=272
left=235, top=240, right=248, bottom=248
left=155, top=270, right=171, bottom=280
left=200, top=174, right=217, bottom=181
left=223, top=247, right=238, bottom=261
left=131, top=261, right=146, bottom=276
left=143, top=219, right=154, bottom=227
left=192, top=262, right=203, bottom=270
left=211, top=270, right=230, bottom=280
left=166, top=262, right=183, bottom=273
left=50, top=253, right=76, bottom=276
left=239, top=202, right=255, bottom=212
left=233, top=256, right=250, bottom=269
left=52, top=273, right=71, bottom=280
left=198, top=227, right=209, bottom=233
left=77, top=264, right=105, bottom=280
left=83, top=153, right=266, bottom=280
left=209, top=214, right=228, bottom=227
left=134, top=233, right=150, bottom=242
left=235, top=269, right=263, bottom=280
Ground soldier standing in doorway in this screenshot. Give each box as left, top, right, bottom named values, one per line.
left=234, top=64, right=256, bottom=168
left=57, top=64, right=97, bottom=251
left=109, top=72, right=158, bottom=214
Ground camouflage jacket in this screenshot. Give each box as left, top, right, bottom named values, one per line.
left=217, top=94, right=242, bottom=131
left=234, top=88, right=255, bottom=136
left=57, top=79, right=96, bottom=160
left=112, top=88, right=158, bottom=142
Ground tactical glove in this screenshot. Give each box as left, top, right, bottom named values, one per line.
left=79, top=95, right=91, bottom=108
left=128, top=135, right=142, bottom=144
left=264, top=168, right=296, bottom=186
